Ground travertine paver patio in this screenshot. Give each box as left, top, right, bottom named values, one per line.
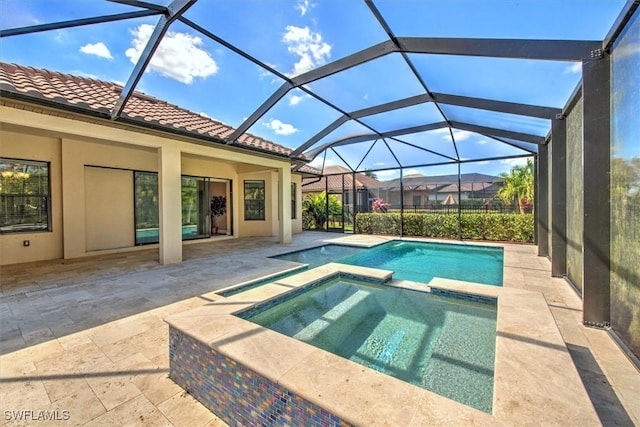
left=0, top=232, right=638, bottom=426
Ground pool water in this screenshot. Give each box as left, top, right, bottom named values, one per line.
left=273, top=241, right=504, bottom=286
left=240, top=279, right=497, bottom=413
left=272, top=244, right=366, bottom=269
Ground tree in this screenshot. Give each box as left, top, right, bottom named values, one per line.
left=302, top=191, right=341, bottom=230
left=498, top=159, right=534, bottom=214
left=362, top=169, right=378, bottom=179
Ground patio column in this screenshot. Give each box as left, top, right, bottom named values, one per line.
left=158, top=145, right=182, bottom=265
left=582, top=54, right=611, bottom=327
left=537, top=146, right=549, bottom=257
left=278, top=166, right=292, bottom=244
left=550, top=118, right=567, bottom=276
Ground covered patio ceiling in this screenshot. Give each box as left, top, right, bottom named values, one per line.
left=0, top=0, right=629, bottom=175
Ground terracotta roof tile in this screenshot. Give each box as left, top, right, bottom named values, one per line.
left=302, top=165, right=380, bottom=192
left=295, top=164, right=321, bottom=175
left=0, top=62, right=296, bottom=158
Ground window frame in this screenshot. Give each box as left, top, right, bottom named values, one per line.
left=244, top=180, right=265, bottom=221
left=0, top=157, right=51, bottom=234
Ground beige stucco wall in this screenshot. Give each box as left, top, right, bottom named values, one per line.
left=61, top=138, right=157, bottom=259
left=238, top=171, right=277, bottom=238
left=1, top=104, right=299, bottom=265
left=84, top=167, right=134, bottom=251
left=0, top=130, right=63, bottom=265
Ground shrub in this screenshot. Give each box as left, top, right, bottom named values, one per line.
left=355, top=213, right=533, bottom=242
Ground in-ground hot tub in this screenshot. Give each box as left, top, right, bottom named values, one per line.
left=238, top=277, right=497, bottom=413
left=166, top=261, right=600, bottom=426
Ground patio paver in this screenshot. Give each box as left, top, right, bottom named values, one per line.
left=1, top=232, right=638, bottom=426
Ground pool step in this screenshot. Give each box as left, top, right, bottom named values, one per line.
left=371, top=330, right=405, bottom=372
left=293, top=289, right=373, bottom=343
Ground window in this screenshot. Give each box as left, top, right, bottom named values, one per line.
left=291, top=182, right=297, bottom=220
left=0, top=158, right=50, bottom=233
left=244, top=180, right=265, bottom=220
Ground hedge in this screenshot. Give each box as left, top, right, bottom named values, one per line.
left=355, top=213, right=534, bottom=243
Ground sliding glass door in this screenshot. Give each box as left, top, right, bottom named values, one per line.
left=134, top=172, right=231, bottom=244
left=182, top=176, right=210, bottom=240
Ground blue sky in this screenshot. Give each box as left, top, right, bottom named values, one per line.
left=0, top=0, right=629, bottom=178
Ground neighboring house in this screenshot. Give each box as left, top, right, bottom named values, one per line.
left=0, top=62, right=311, bottom=265
left=302, top=168, right=503, bottom=211
left=370, top=173, right=504, bottom=207
left=301, top=165, right=380, bottom=209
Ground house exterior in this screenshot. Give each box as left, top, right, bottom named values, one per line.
left=302, top=168, right=503, bottom=211
left=369, top=173, right=504, bottom=208
left=0, top=62, right=309, bottom=266
left=301, top=165, right=379, bottom=209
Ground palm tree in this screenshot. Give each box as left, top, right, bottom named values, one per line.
left=498, top=159, right=534, bottom=214
left=302, top=191, right=342, bottom=229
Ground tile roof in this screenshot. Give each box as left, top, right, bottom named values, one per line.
left=302, top=165, right=380, bottom=192
left=295, top=164, right=322, bottom=175
left=0, top=62, right=294, bottom=158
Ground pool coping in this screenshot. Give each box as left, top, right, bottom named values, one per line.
left=165, top=262, right=600, bottom=426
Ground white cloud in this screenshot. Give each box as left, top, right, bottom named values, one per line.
left=295, top=0, right=315, bottom=16
left=440, top=129, right=473, bottom=141
left=74, top=71, right=99, bottom=79
left=289, top=94, right=305, bottom=106
left=308, top=157, right=330, bottom=168
left=477, top=139, right=488, bottom=145
left=373, top=162, right=385, bottom=166
left=375, top=170, right=401, bottom=181
left=264, top=119, right=298, bottom=135
left=308, top=157, right=325, bottom=168
left=613, top=42, right=640, bottom=60
left=363, top=93, right=369, bottom=101
left=80, top=42, right=113, bottom=60
left=199, top=112, right=210, bottom=118
left=54, top=29, right=69, bottom=43
left=126, top=24, right=218, bottom=84
left=450, top=129, right=473, bottom=141
left=282, top=25, right=332, bottom=76
left=563, top=62, right=582, bottom=74
left=501, top=158, right=529, bottom=167
left=258, top=63, right=278, bottom=78
left=288, top=91, right=311, bottom=106
left=403, top=169, right=422, bottom=176
left=309, top=155, right=344, bottom=169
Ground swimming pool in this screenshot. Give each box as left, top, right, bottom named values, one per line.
left=272, top=240, right=504, bottom=286
left=238, top=277, right=497, bottom=413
